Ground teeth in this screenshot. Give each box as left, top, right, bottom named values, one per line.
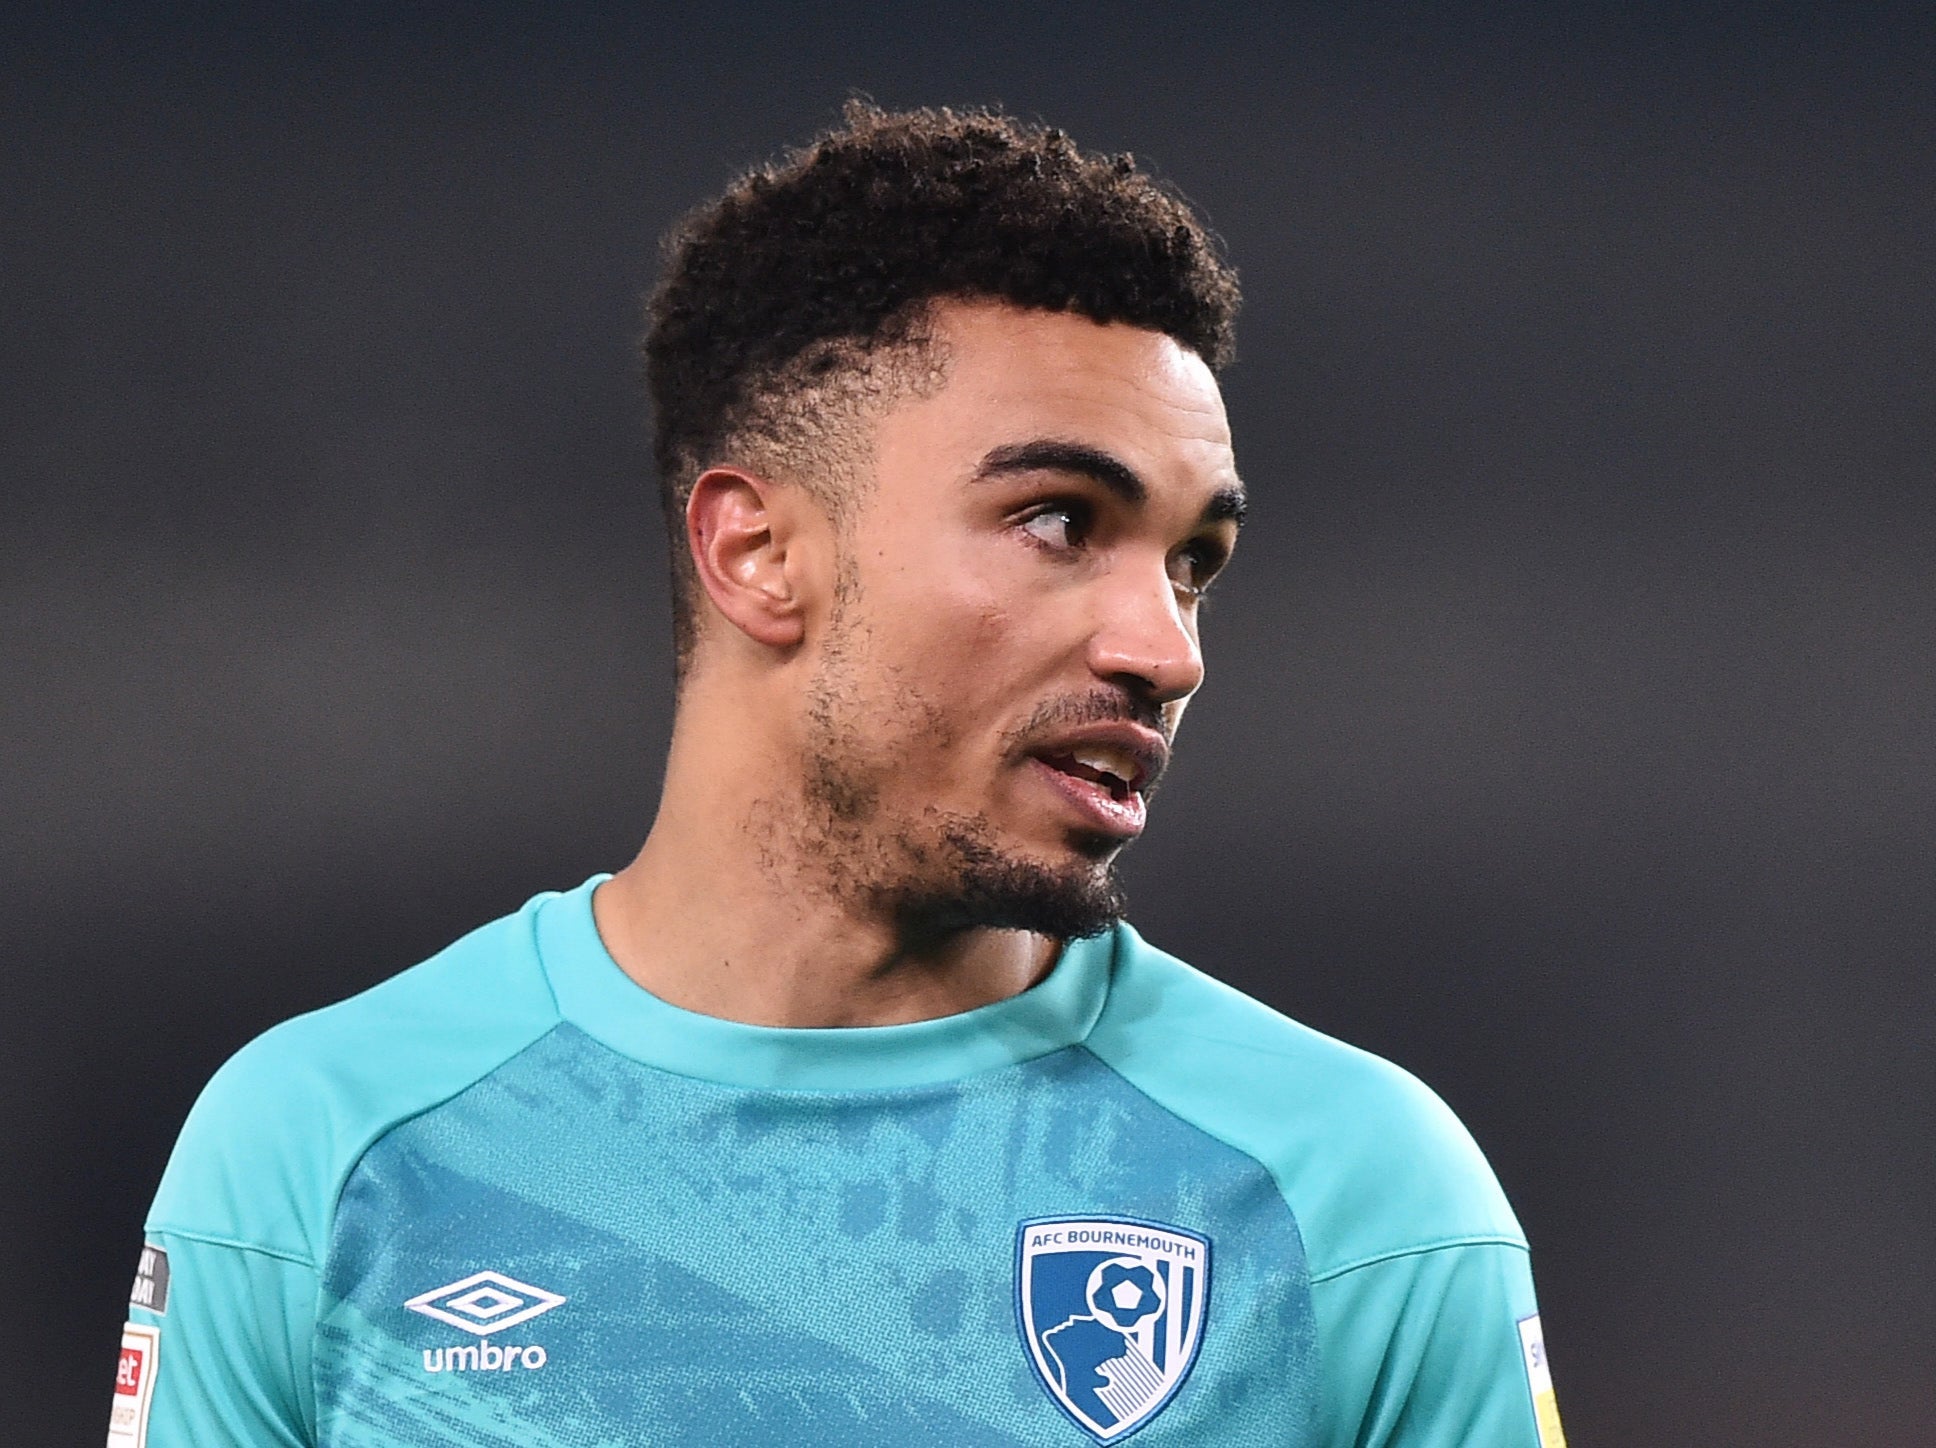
left=1071, top=747, right=1133, bottom=785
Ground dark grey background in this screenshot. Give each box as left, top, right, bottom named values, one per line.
left=6, top=3, right=1931, bottom=1441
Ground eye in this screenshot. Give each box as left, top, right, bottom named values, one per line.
left=1018, top=500, right=1093, bottom=551
left=1169, top=539, right=1229, bottom=598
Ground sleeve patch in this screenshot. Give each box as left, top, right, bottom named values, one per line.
left=1516, top=1314, right=1567, bottom=1448
left=108, top=1322, right=160, bottom=1447
left=130, top=1244, right=170, bottom=1315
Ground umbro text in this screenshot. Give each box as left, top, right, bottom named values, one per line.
left=422, top=1340, right=548, bottom=1373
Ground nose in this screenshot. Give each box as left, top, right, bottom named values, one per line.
left=1086, top=560, right=1204, bottom=707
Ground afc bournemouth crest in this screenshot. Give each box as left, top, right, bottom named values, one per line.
left=1016, top=1216, right=1210, bottom=1442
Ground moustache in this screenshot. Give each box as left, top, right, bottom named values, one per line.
left=1003, top=690, right=1173, bottom=748
left=1006, top=689, right=1169, bottom=739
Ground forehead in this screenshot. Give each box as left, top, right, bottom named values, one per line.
left=873, top=300, right=1237, bottom=494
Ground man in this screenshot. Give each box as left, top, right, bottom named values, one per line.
left=114, top=104, right=1566, bottom=1447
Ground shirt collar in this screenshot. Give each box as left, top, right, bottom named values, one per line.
left=536, top=875, right=1116, bottom=1091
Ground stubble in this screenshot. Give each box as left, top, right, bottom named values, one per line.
left=785, top=598, right=1127, bottom=947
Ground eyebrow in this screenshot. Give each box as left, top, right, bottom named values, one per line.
left=1201, top=485, right=1248, bottom=529
left=974, top=438, right=1247, bottom=529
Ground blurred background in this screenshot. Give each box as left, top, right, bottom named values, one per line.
left=5, top=2, right=1931, bottom=1441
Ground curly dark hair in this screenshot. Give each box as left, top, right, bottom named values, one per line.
left=644, top=101, right=1241, bottom=667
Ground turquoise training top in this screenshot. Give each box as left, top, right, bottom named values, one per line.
left=118, top=877, right=1563, bottom=1446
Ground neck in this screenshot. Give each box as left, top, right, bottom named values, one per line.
left=593, top=691, right=1058, bottom=1029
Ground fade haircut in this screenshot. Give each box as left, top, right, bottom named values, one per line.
left=644, top=101, right=1241, bottom=671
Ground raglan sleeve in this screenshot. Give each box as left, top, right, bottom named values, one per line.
left=1288, top=1042, right=1569, bottom=1448
left=116, top=1232, right=318, bottom=1446
left=1072, top=930, right=1571, bottom=1447
left=110, top=1030, right=329, bottom=1448
left=1310, top=1237, right=1567, bottom=1448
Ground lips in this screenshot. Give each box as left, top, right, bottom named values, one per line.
left=1024, top=724, right=1169, bottom=839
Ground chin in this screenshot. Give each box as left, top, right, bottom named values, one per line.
left=891, top=820, right=1128, bottom=942
left=1063, top=827, right=1131, bottom=865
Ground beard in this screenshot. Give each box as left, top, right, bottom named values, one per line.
left=794, top=624, right=1129, bottom=945
left=869, top=809, right=1127, bottom=945
left=800, top=755, right=1129, bottom=946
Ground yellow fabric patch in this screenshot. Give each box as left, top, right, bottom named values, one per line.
left=1516, top=1314, right=1568, bottom=1448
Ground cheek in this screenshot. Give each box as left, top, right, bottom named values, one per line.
left=894, top=607, right=1012, bottom=744
left=850, top=528, right=1082, bottom=751
left=859, top=598, right=1022, bottom=774
left=868, top=547, right=1023, bottom=672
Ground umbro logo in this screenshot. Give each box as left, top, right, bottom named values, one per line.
left=407, top=1270, right=566, bottom=1374
left=406, top=1270, right=567, bottom=1336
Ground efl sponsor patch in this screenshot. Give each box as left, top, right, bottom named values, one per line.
left=1516, top=1314, right=1568, bottom=1448
left=1017, top=1216, right=1209, bottom=1442
left=130, top=1244, right=169, bottom=1315
left=107, top=1322, right=160, bottom=1447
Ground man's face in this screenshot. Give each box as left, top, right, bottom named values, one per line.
left=795, top=300, right=1244, bottom=939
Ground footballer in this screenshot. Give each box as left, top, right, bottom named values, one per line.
left=112, top=104, right=1567, bottom=1447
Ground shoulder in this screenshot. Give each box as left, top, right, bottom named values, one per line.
left=1083, top=923, right=1524, bottom=1279
left=146, top=891, right=566, bottom=1263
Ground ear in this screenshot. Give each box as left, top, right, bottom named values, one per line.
left=685, top=466, right=811, bottom=654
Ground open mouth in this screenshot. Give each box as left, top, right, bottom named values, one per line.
left=1036, top=748, right=1144, bottom=803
